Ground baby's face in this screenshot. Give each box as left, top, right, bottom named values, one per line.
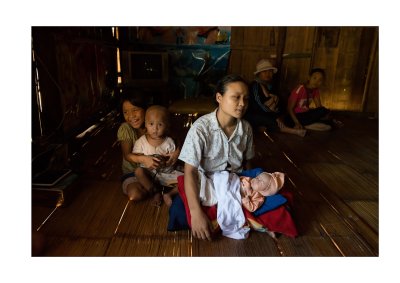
left=145, top=110, right=168, bottom=140
left=250, top=173, right=272, bottom=191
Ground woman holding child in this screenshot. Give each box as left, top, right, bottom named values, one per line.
left=117, top=91, right=180, bottom=202
left=178, top=74, right=255, bottom=240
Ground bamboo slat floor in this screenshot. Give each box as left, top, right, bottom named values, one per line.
left=32, top=111, right=378, bottom=256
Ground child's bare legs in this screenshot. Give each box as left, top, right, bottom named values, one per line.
left=135, top=167, right=162, bottom=206
left=162, top=186, right=178, bottom=207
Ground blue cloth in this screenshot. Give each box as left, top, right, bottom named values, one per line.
left=120, top=172, right=135, bottom=182
left=253, top=194, right=287, bottom=216
left=239, top=167, right=264, bottom=178
left=167, top=194, right=189, bottom=231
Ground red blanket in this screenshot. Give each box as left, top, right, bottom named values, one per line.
left=177, top=175, right=298, bottom=238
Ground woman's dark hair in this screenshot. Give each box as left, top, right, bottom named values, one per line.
left=215, top=74, right=248, bottom=95
left=309, top=68, right=326, bottom=77
left=119, top=89, right=149, bottom=113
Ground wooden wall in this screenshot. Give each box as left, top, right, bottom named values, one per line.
left=229, top=27, right=279, bottom=81
left=32, top=27, right=118, bottom=144
left=228, top=27, right=378, bottom=114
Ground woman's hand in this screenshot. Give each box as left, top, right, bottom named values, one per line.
left=183, top=163, right=211, bottom=241
left=165, top=148, right=180, bottom=167
left=142, top=155, right=161, bottom=170
left=190, top=208, right=213, bottom=241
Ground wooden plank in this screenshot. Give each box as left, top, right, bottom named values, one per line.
left=270, top=131, right=346, bottom=164
left=329, top=236, right=376, bottom=256
left=280, top=58, right=311, bottom=95
left=191, top=232, right=280, bottom=257
left=277, top=237, right=342, bottom=256
left=302, top=163, right=378, bottom=201
left=319, top=192, right=378, bottom=255
left=322, top=120, right=378, bottom=179
left=347, top=201, right=378, bottom=232
left=285, top=27, right=315, bottom=54
left=32, top=206, right=55, bottom=230
left=42, top=236, right=110, bottom=256
left=106, top=236, right=142, bottom=256
left=107, top=231, right=193, bottom=256
left=251, top=126, right=378, bottom=256
left=80, top=139, right=123, bottom=182
left=242, top=27, right=273, bottom=49
left=37, top=180, right=127, bottom=238
left=116, top=199, right=169, bottom=236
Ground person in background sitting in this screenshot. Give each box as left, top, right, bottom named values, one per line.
left=244, top=59, right=306, bottom=137
left=286, top=68, right=343, bottom=131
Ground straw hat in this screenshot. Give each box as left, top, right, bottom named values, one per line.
left=254, top=59, right=278, bottom=75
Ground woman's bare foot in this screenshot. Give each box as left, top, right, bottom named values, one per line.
left=280, top=126, right=307, bottom=137
left=332, top=119, right=344, bottom=128
left=294, top=128, right=307, bottom=137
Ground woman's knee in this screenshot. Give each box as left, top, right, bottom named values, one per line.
left=125, top=183, right=147, bottom=201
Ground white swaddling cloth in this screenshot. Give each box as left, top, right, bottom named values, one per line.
left=213, top=171, right=250, bottom=240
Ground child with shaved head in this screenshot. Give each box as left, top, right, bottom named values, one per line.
left=133, top=105, right=182, bottom=206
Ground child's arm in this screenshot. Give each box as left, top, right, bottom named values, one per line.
left=240, top=176, right=252, bottom=194
left=135, top=154, right=162, bottom=170
left=121, top=140, right=162, bottom=170
left=314, top=94, right=323, bottom=108
left=164, top=147, right=180, bottom=168
left=242, top=192, right=265, bottom=212
left=164, top=136, right=181, bottom=168
left=287, top=88, right=304, bottom=128
left=240, top=177, right=262, bottom=212
left=287, top=98, right=303, bottom=129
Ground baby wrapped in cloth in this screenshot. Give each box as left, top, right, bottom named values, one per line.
left=239, top=171, right=285, bottom=212
left=198, top=171, right=285, bottom=239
